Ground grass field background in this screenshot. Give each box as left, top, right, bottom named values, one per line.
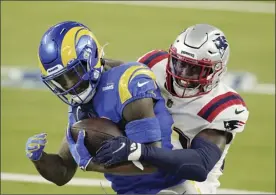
left=1, top=1, right=275, bottom=194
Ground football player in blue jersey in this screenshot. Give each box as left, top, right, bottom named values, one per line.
left=25, top=21, right=184, bottom=194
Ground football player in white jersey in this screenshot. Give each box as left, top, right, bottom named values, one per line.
left=94, top=24, right=249, bottom=194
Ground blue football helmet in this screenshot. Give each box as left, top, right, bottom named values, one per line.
left=38, top=21, right=104, bottom=106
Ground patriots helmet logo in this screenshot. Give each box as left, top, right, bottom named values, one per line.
left=213, top=36, right=229, bottom=57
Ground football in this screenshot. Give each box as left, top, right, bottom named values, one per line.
left=71, top=117, right=123, bottom=156
left=70, top=117, right=155, bottom=174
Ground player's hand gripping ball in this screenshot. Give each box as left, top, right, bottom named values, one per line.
left=66, top=127, right=93, bottom=171
left=25, top=133, right=47, bottom=161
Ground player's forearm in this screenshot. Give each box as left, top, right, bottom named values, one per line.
left=141, top=137, right=222, bottom=182
left=32, top=152, right=76, bottom=186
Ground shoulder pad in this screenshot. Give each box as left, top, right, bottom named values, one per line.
left=207, top=107, right=249, bottom=133
left=197, top=91, right=249, bottom=133
left=197, top=91, right=247, bottom=123
left=117, top=63, right=159, bottom=105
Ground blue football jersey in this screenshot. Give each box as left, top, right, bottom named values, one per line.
left=68, top=62, right=185, bottom=194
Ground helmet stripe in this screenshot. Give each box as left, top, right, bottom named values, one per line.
left=75, top=28, right=102, bottom=69
left=75, top=28, right=100, bottom=47
left=85, top=30, right=102, bottom=69
left=60, top=26, right=83, bottom=66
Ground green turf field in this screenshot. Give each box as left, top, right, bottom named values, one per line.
left=1, top=1, right=275, bottom=194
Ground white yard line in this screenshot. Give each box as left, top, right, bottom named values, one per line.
left=1, top=172, right=274, bottom=194
left=84, top=1, right=275, bottom=14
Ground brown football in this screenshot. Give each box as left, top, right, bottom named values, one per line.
left=70, top=118, right=155, bottom=174
left=71, top=117, right=123, bottom=156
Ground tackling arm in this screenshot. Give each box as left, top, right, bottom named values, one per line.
left=32, top=136, right=77, bottom=186
left=196, top=128, right=231, bottom=150
left=140, top=129, right=228, bottom=181
left=142, top=96, right=249, bottom=181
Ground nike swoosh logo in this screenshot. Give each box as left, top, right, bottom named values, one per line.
left=137, top=81, right=149, bottom=87
left=235, top=109, right=245, bottom=114
left=112, top=142, right=126, bottom=154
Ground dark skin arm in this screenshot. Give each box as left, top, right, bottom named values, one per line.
left=195, top=128, right=232, bottom=152
left=87, top=98, right=160, bottom=174
left=120, top=97, right=160, bottom=172
left=32, top=137, right=77, bottom=186
left=33, top=136, right=155, bottom=186
left=122, top=97, right=162, bottom=150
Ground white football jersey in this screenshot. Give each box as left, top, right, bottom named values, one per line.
left=138, top=50, right=249, bottom=194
